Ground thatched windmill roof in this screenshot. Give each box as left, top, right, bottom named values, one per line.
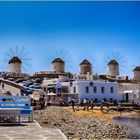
left=80, top=59, right=92, bottom=65
left=9, top=56, right=22, bottom=64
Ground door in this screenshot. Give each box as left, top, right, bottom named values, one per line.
left=125, top=93, right=129, bottom=102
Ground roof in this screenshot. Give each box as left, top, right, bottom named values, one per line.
left=80, top=59, right=92, bottom=65
left=8, top=56, right=22, bottom=64
left=133, top=66, right=140, bottom=71
left=108, top=59, right=119, bottom=65
left=51, top=58, right=64, bottom=63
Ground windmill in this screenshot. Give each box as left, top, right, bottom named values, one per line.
left=51, top=49, right=74, bottom=72
left=5, top=45, right=31, bottom=73
left=131, top=57, right=140, bottom=81
left=104, top=52, right=127, bottom=76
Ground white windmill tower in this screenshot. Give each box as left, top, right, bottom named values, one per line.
left=5, top=46, right=31, bottom=74
left=79, top=59, right=92, bottom=75
left=105, top=52, right=127, bottom=77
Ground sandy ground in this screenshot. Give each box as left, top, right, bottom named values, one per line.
left=67, top=106, right=137, bottom=124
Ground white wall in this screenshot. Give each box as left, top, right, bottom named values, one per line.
left=9, top=63, right=21, bottom=73
left=119, top=83, right=140, bottom=103
left=70, top=81, right=121, bottom=101
left=0, top=80, right=21, bottom=95
left=133, top=71, right=140, bottom=81
left=107, top=64, right=119, bottom=76
left=51, top=63, right=65, bottom=73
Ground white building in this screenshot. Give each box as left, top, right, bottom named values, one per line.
left=68, top=80, right=121, bottom=102
left=42, top=76, right=71, bottom=94
left=42, top=77, right=140, bottom=104
left=119, top=83, right=140, bottom=104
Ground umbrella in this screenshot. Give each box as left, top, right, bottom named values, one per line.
left=55, top=83, right=62, bottom=89
left=47, top=92, right=56, bottom=96
left=31, top=94, right=40, bottom=100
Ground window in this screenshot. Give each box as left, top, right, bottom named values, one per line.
left=111, top=87, right=114, bottom=93
left=73, top=87, right=76, bottom=93
left=70, top=82, right=73, bottom=86
left=86, top=86, right=89, bottom=93
left=93, top=86, right=97, bottom=93
left=110, top=98, right=113, bottom=103
left=90, top=82, right=93, bottom=87
left=101, top=87, right=104, bottom=93
left=44, top=87, right=46, bottom=92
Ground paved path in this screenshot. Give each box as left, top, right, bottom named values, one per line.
left=0, top=120, right=67, bottom=140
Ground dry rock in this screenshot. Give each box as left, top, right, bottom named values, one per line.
left=34, top=106, right=130, bottom=139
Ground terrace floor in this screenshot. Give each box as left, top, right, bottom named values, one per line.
left=0, top=120, right=67, bottom=140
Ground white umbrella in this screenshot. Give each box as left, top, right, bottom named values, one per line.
left=47, top=92, right=56, bottom=96
left=31, top=94, right=40, bottom=100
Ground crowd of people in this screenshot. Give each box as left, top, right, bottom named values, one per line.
left=31, top=95, right=137, bottom=115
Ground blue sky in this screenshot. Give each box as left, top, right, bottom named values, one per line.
left=0, top=1, right=140, bottom=77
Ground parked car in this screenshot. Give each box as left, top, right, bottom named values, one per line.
left=7, top=78, right=15, bottom=81
left=20, top=87, right=32, bottom=95
left=29, top=83, right=41, bottom=89
left=18, top=81, right=28, bottom=86
left=23, top=82, right=34, bottom=87
left=34, top=78, right=42, bottom=83
left=15, top=78, right=25, bottom=83
left=30, top=85, right=41, bottom=89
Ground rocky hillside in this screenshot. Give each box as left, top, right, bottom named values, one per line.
left=34, top=106, right=129, bottom=140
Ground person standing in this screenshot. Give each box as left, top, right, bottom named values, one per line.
left=86, top=99, right=90, bottom=111
left=71, top=98, right=75, bottom=112
left=68, top=96, right=72, bottom=105
left=90, top=99, right=94, bottom=110
left=117, top=103, right=122, bottom=115
left=2, top=83, right=4, bottom=90
left=59, top=97, right=64, bottom=107
left=83, top=98, right=87, bottom=110
left=40, top=95, right=45, bottom=109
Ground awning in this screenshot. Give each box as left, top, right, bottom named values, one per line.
left=123, top=90, right=133, bottom=93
